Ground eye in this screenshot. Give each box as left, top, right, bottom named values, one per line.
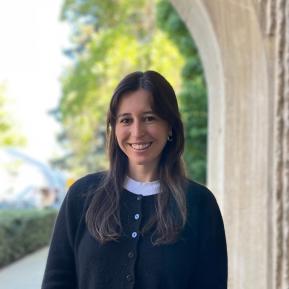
left=119, top=117, right=132, bottom=125
left=144, top=115, right=156, bottom=122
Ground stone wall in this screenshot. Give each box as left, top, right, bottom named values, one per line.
left=170, top=0, right=289, bottom=288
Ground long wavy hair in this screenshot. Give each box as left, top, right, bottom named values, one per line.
left=86, top=70, right=187, bottom=245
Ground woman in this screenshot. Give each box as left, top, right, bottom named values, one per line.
left=42, top=70, right=227, bottom=289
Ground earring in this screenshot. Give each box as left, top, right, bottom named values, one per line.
left=167, top=135, right=173, bottom=142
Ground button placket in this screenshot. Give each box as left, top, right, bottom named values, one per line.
left=130, top=195, right=142, bottom=240
left=124, top=194, right=143, bottom=288
left=131, top=212, right=141, bottom=239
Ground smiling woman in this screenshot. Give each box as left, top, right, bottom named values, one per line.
left=115, top=89, right=171, bottom=181
left=42, top=71, right=228, bottom=289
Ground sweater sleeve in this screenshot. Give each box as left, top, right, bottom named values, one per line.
left=193, top=189, right=228, bottom=289
left=41, top=178, right=88, bottom=289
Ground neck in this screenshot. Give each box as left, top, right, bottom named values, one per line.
left=128, top=164, right=159, bottom=182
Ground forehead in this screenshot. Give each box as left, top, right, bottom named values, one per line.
left=117, top=89, right=154, bottom=114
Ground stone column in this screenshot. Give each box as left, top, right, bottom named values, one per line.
left=170, top=0, right=289, bottom=288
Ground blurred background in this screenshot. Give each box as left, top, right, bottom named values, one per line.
left=0, top=0, right=206, bottom=287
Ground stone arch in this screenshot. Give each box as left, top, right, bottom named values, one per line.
left=170, top=1, right=289, bottom=289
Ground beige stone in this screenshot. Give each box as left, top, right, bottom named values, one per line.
left=170, top=0, right=289, bottom=288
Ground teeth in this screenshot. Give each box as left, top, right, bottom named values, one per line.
left=131, top=143, right=151, bottom=150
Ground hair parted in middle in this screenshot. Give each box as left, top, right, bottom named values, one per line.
left=86, top=70, right=188, bottom=245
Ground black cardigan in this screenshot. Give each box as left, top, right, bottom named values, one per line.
left=42, top=172, right=227, bottom=289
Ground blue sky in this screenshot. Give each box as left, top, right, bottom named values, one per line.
left=0, top=0, right=69, bottom=162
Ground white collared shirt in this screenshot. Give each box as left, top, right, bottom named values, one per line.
left=123, top=176, right=160, bottom=196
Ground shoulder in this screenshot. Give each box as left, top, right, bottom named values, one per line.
left=65, top=171, right=107, bottom=207
left=69, top=171, right=107, bottom=194
left=184, top=178, right=220, bottom=210
left=184, top=179, right=225, bottom=233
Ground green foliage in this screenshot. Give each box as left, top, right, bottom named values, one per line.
left=57, top=0, right=207, bottom=182
left=0, top=84, right=26, bottom=147
left=56, top=0, right=184, bottom=177
left=0, top=208, right=57, bottom=268
left=156, top=0, right=208, bottom=183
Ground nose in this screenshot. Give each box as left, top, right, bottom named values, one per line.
left=131, top=120, right=145, bottom=138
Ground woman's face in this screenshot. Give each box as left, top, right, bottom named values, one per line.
left=115, top=89, right=171, bottom=177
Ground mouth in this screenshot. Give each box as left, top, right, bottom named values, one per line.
left=129, top=142, right=152, bottom=151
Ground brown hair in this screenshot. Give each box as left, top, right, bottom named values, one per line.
left=86, top=70, right=187, bottom=245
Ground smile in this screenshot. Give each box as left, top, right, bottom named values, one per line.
left=129, top=142, right=152, bottom=151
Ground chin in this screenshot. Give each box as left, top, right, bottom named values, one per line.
left=129, top=158, right=151, bottom=166
left=134, top=160, right=148, bottom=166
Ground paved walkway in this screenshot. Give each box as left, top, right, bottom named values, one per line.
left=0, top=247, right=49, bottom=289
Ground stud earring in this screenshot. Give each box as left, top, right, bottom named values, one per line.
left=167, top=135, right=173, bottom=142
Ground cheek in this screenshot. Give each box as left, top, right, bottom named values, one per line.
left=150, top=125, right=169, bottom=140
left=115, top=126, right=127, bottom=144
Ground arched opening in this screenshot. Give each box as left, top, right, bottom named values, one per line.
left=170, top=1, right=271, bottom=288
left=170, top=0, right=226, bottom=206
left=156, top=0, right=209, bottom=185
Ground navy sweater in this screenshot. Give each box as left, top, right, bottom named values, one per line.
left=42, top=172, right=227, bottom=289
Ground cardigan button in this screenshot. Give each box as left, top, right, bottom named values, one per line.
left=134, top=213, right=140, bottom=220
left=131, top=232, right=137, bottom=238
left=126, top=274, right=133, bottom=282
left=128, top=251, right=134, bottom=258
left=136, top=195, right=142, bottom=201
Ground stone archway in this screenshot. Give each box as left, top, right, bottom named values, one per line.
left=170, top=1, right=289, bottom=289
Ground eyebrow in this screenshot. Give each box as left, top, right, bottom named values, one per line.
left=116, top=111, right=155, bottom=119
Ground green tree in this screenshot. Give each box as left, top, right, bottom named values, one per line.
left=56, top=0, right=184, bottom=177
left=0, top=84, right=26, bottom=147
left=156, top=0, right=207, bottom=184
